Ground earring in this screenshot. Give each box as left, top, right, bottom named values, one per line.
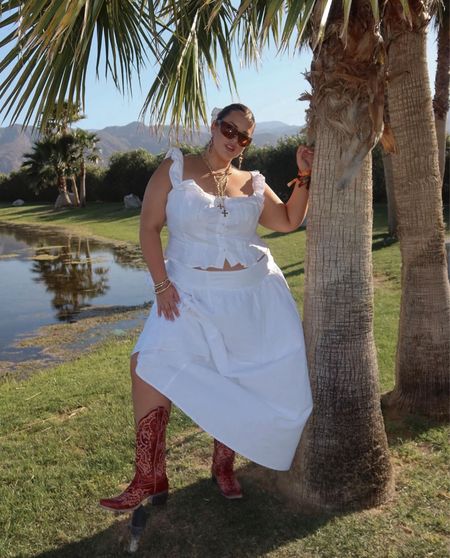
left=208, top=137, right=213, bottom=153
left=238, top=152, right=244, bottom=170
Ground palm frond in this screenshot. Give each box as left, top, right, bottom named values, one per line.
left=431, top=0, right=446, bottom=28
left=140, top=1, right=237, bottom=133
left=0, top=0, right=418, bottom=136
left=0, top=1, right=162, bottom=130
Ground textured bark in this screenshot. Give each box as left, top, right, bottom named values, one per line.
left=433, top=11, right=449, bottom=184
left=276, top=2, right=393, bottom=512
left=278, top=130, right=394, bottom=512
left=383, top=3, right=450, bottom=420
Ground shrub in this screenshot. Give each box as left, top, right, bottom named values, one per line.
left=85, top=165, right=107, bottom=202
left=2, top=134, right=447, bottom=206
left=102, top=149, right=159, bottom=201
left=0, top=169, right=55, bottom=203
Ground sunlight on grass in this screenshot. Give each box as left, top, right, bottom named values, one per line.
left=0, top=203, right=448, bottom=558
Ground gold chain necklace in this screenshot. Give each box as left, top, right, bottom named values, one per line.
left=201, top=152, right=232, bottom=217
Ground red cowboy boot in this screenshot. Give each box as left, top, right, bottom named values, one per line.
left=211, top=439, right=243, bottom=499
left=99, top=406, right=169, bottom=512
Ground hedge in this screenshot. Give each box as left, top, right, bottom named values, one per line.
left=1, top=136, right=448, bottom=205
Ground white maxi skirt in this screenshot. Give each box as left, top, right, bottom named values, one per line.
left=134, top=255, right=313, bottom=471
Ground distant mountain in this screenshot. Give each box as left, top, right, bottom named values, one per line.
left=0, top=125, right=37, bottom=174
left=0, top=120, right=305, bottom=174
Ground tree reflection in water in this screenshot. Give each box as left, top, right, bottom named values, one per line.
left=31, top=236, right=109, bottom=321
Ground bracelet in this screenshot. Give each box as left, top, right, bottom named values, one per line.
left=154, top=281, right=172, bottom=295
left=297, top=175, right=311, bottom=190
left=154, top=277, right=169, bottom=289
left=287, top=174, right=311, bottom=190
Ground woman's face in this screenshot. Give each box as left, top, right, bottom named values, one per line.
left=211, top=110, right=255, bottom=161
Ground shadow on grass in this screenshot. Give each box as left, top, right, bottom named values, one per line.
left=33, top=466, right=331, bottom=558
left=2, top=203, right=141, bottom=224
left=279, top=261, right=304, bottom=272
left=283, top=267, right=305, bottom=279
left=383, top=413, right=445, bottom=448
left=372, top=233, right=398, bottom=252
left=260, top=229, right=304, bottom=239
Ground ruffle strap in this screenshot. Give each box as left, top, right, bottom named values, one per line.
left=165, top=147, right=184, bottom=188
left=251, top=171, right=266, bottom=197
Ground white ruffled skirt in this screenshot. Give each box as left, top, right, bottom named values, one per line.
left=133, top=255, right=312, bottom=471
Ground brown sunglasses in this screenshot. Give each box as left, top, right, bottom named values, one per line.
left=217, top=119, right=253, bottom=147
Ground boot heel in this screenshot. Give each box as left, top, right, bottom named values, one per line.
left=148, top=490, right=168, bottom=506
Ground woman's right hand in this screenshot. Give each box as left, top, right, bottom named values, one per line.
left=296, top=145, right=314, bottom=173
left=156, top=283, right=181, bottom=321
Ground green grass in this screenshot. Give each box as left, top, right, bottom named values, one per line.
left=0, top=202, right=143, bottom=244
left=0, top=203, right=448, bottom=557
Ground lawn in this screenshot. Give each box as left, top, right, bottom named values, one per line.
left=0, top=203, right=448, bottom=557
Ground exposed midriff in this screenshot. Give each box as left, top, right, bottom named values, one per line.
left=193, top=253, right=266, bottom=272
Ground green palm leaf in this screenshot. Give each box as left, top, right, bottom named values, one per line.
left=140, top=1, right=237, bottom=132
left=0, top=0, right=417, bottom=133
left=0, top=0, right=162, bottom=129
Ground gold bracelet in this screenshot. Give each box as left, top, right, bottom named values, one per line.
left=154, top=281, right=172, bottom=295
left=154, top=277, right=169, bottom=289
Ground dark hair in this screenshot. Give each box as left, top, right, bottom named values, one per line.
left=216, top=103, right=255, bottom=125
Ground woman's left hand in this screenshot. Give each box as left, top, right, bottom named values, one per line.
left=296, top=145, right=314, bottom=173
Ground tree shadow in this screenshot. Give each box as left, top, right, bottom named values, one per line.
left=279, top=261, right=304, bottom=272
left=371, top=233, right=398, bottom=252
left=260, top=229, right=304, bottom=239
left=382, top=411, right=444, bottom=448
left=283, top=267, right=305, bottom=279
left=2, top=203, right=141, bottom=225
left=33, top=465, right=333, bottom=558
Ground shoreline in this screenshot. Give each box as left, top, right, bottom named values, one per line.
left=0, top=217, right=150, bottom=380
left=0, top=217, right=137, bottom=250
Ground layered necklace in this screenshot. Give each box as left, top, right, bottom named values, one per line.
left=201, top=152, right=232, bottom=217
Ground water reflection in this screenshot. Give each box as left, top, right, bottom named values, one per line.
left=0, top=222, right=150, bottom=360
left=31, top=238, right=109, bottom=321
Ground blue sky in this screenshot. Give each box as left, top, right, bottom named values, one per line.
left=82, top=43, right=313, bottom=129
left=0, top=24, right=438, bottom=130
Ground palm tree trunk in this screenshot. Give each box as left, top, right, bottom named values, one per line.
left=433, top=11, right=449, bottom=186
left=70, top=175, right=80, bottom=206
left=383, top=4, right=450, bottom=420
left=80, top=159, right=87, bottom=207
left=59, top=175, right=72, bottom=206
left=278, top=130, right=394, bottom=512
left=275, top=2, right=393, bottom=512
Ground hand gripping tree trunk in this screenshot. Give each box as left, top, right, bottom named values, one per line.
left=383, top=1, right=450, bottom=420
left=275, top=2, right=393, bottom=512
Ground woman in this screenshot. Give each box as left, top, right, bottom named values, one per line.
left=99, top=103, right=313, bottom=512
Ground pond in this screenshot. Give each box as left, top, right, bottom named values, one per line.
left=0, top=222, right=152, bottom=367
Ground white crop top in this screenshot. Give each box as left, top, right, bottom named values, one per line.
left=164, top=147, right=269, bottom=269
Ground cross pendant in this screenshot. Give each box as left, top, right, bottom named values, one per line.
left=221, top=207, right=229, bottom=217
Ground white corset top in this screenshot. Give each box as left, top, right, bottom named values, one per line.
left=164, top=147, right=269, bottom=269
